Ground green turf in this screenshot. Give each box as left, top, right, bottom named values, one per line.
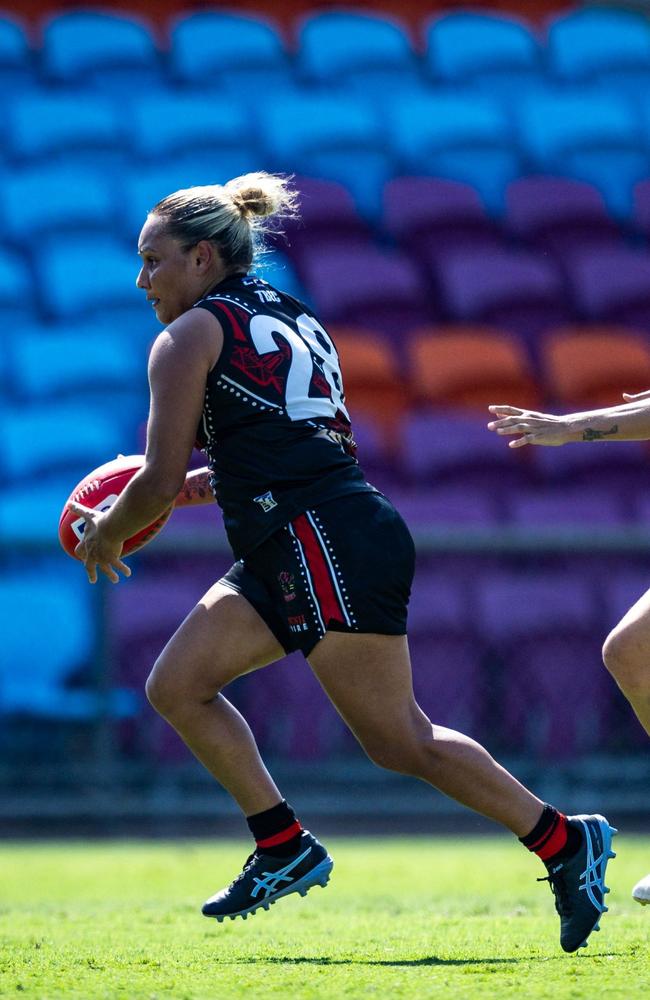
left=0, top=835, right=648, bottom=999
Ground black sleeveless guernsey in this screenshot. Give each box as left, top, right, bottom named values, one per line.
left=193, top=273, right=377, bottom=558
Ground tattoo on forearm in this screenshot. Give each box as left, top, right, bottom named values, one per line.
left=582, top=425, right=618, bottom=441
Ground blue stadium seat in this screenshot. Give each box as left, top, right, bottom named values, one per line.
left=122, top=165, right=199, bottom=241
left=514, top=88, right=647, bottom=217
left=0, top=165, right=115, bottom=243
left=170, top=12, right=292, bottom=96
left=547, top=7, right=650, bottom=92
left=6, top=92, right=125, bottom=171
left=126, top=93, right=259, bottom=181
left=0, top=15, right=34, bottom=91
left=257, top=93, right=390, bottom=219
left=0, top=402, right=125, bottom=485
left=386, top=92, right=519, bottom=214
left=0, top=566, right=136, bottom=720
left=297, top=11, right=420, bottom=94
left=425, top=12, right=542, bottom=96
left=0, top=245, right=35, bottom=324
left=42, top=11, right=162, bottom=91
left=36, top=235, right=143, bottom=321
left=254, top=251, right=311, bottom=304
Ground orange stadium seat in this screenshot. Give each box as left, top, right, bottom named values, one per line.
left=541, top=326, right=650, bottom=408
left=331, top=327, right=406, bottom=440
left=407, top=326, right=543, bottom=410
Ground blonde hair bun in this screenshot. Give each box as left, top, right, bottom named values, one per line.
left=225, top=172, right=297, bottom=219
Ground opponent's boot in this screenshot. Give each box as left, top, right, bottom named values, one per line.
left=632, top=873, right=650, bottom=905
left=539, top=814, right=617, bottom=953
left=202, top=830, right=333, bottom=922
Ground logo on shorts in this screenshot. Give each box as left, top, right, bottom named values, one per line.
left=278, top=571, right=296, bottom=602
left=254, top=490, right=278, bottom=513
left=288, top=614, right=308, bottom=633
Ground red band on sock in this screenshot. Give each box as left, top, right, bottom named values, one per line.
left=536, top=817, right=569, bottom=862
left=256, top=820, right=302, bottom=849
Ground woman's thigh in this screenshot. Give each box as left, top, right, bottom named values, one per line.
left=148, top=582, right=286, bottom=702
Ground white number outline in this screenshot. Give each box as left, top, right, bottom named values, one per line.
left=248, top=312, right=349, bottom=422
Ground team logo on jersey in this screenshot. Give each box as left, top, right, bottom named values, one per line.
left=278, top=571, right=296, bottom=602
left=254, top=490, right=278, bottom=513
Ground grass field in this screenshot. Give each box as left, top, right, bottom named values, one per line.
left=1, top=835, right=648, bottom=999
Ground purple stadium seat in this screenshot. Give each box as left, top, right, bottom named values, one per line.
left=474, top=570, right=613, bottom=756
left=385, top=486, right=501, bottom=529
left=425, top=245, right=569, bottom=348
left=563, top=247, right=650, bottom=329
left=283, top=176, right=371, bottom=260
left=400, top=409, right=535, bottom=489
left=383, top=176, right=501, bottom=258
left=632, top=179, right=650, bottom=239
left=506, top=175, right=622, bottom=258
left=298, top=239, right=434, bottom=334
left=507, top=486, right=629, bottom=527
left=531, top=438, right=650, bottom=499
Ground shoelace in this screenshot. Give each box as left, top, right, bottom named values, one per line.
left=537, top=870, right=571, bottom=916
left=229, top=853, right=257, bottom=889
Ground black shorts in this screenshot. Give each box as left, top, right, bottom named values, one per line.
left=219, top=492, right=415, bottom=657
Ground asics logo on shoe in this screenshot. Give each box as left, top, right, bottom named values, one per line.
left=250, top=847, right=312, bottom=899
left=578, top=822, right=607, bottom=912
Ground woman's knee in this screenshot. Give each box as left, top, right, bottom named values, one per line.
left=602, top=625, right=649, bottom=690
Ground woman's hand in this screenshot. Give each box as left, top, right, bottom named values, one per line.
left=67, top=500, right=132, bottom=585
left=622, top=389, right=650, bottom=402
left=487, top=405, right=575, bottom=448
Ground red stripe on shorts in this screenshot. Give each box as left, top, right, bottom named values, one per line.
left=292, top=513, right=345, bottom=625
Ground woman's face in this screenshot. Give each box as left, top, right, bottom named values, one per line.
left=136, top=215, right=209, bottom=325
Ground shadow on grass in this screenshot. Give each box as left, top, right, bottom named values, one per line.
left=229, top=956, right=522, bottom=967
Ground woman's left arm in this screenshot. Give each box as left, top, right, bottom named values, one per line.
left=71, top=309, right=223, bottom=582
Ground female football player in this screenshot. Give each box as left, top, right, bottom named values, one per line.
left=68, top=172, right=615, bottom=949
left=488, top=395, right=650, bottom=906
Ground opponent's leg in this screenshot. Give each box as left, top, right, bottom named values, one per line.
left=308, top=631, right=615, bottom=951
left=146, top=582, right=285, bottom=814
left=602, top=587, right=650, bottom=735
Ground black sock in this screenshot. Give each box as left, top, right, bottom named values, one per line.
left=246, top=800, right=303, bottom=857
left=519, top=804, right=582, bottom=864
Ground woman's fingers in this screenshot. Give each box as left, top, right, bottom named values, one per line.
left=487, top=404, right=525, bottom=416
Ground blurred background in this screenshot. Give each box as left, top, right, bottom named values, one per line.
left=3, top=0, right=650, bottom=836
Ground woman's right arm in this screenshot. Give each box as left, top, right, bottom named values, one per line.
left=487, top=392, right=650, bottom=448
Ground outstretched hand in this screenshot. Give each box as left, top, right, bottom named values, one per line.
left=67, top=500, right=132, bottom=585
left=487, top=404, right=573, bottom=448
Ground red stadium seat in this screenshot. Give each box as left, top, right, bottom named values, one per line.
left=407, top=325, right=543, bottom=410
left=541, top=325, right=650, bottom=408
left=332, top=326, right=407, bottom=446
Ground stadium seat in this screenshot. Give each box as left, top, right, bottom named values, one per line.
left=506, top=486, right=630, bottom=528
left=513, top=89, right=647, bottom=218
left=425, top=245, right=567, bottom=349
left=126, top=94, right=259, bottom=181
left=256, top=250, right=311, bottom=304
left=383, top=176, right=501, bottom=258
left=0, top=165, right=115, bottom=243
left=297, top=239, right=432, bottom=334
left=632, top=178, right=650, bottom=240
left=505, top=176, right=622, bottom=259
left=424, top=11, right=542, bottom=96
left=385, top=485, right=501, bottom=528
left=0, top=15, right=34, bottom=91
left=36, top=235, right=144, bottom=321
left=297, top=11, right=420, bottom=94
left=6, top=92, right=125, bottom=171
left=41, top=11, right=161, bottom=91
left=256, top=93, right=392, bottom=219
left=385, top=92, right=520, bottom=213
left=407, top=326, right=543, bottom=410
left=328, top=327, right=405, bottom=438
left=540, top=326, right=650, bottom=407
left=170, top=12, right=292, bottom=96
left=547, top=7, right=650, bottom=93
left=0, top=246, right=34, bottom=323
left=0, top=403, right=124, bottom=481
left=560, top=250, right=650, bottom=329
left=400, top=409, right=534, bottom=490
left=474, top=570, right=613, bottom=756
left=0, top=566, right=136, bottom=720
left=122, top=165, right=205, bottom=240
left=283, top=176, right=371, bottom=260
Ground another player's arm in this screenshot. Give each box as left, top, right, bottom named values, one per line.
left=487, top=392, right=650, bottom=448
left=70, top=309, right=223, bottom=581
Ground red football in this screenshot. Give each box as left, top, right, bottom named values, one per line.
left=59, top=454, right=172, bottom=560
